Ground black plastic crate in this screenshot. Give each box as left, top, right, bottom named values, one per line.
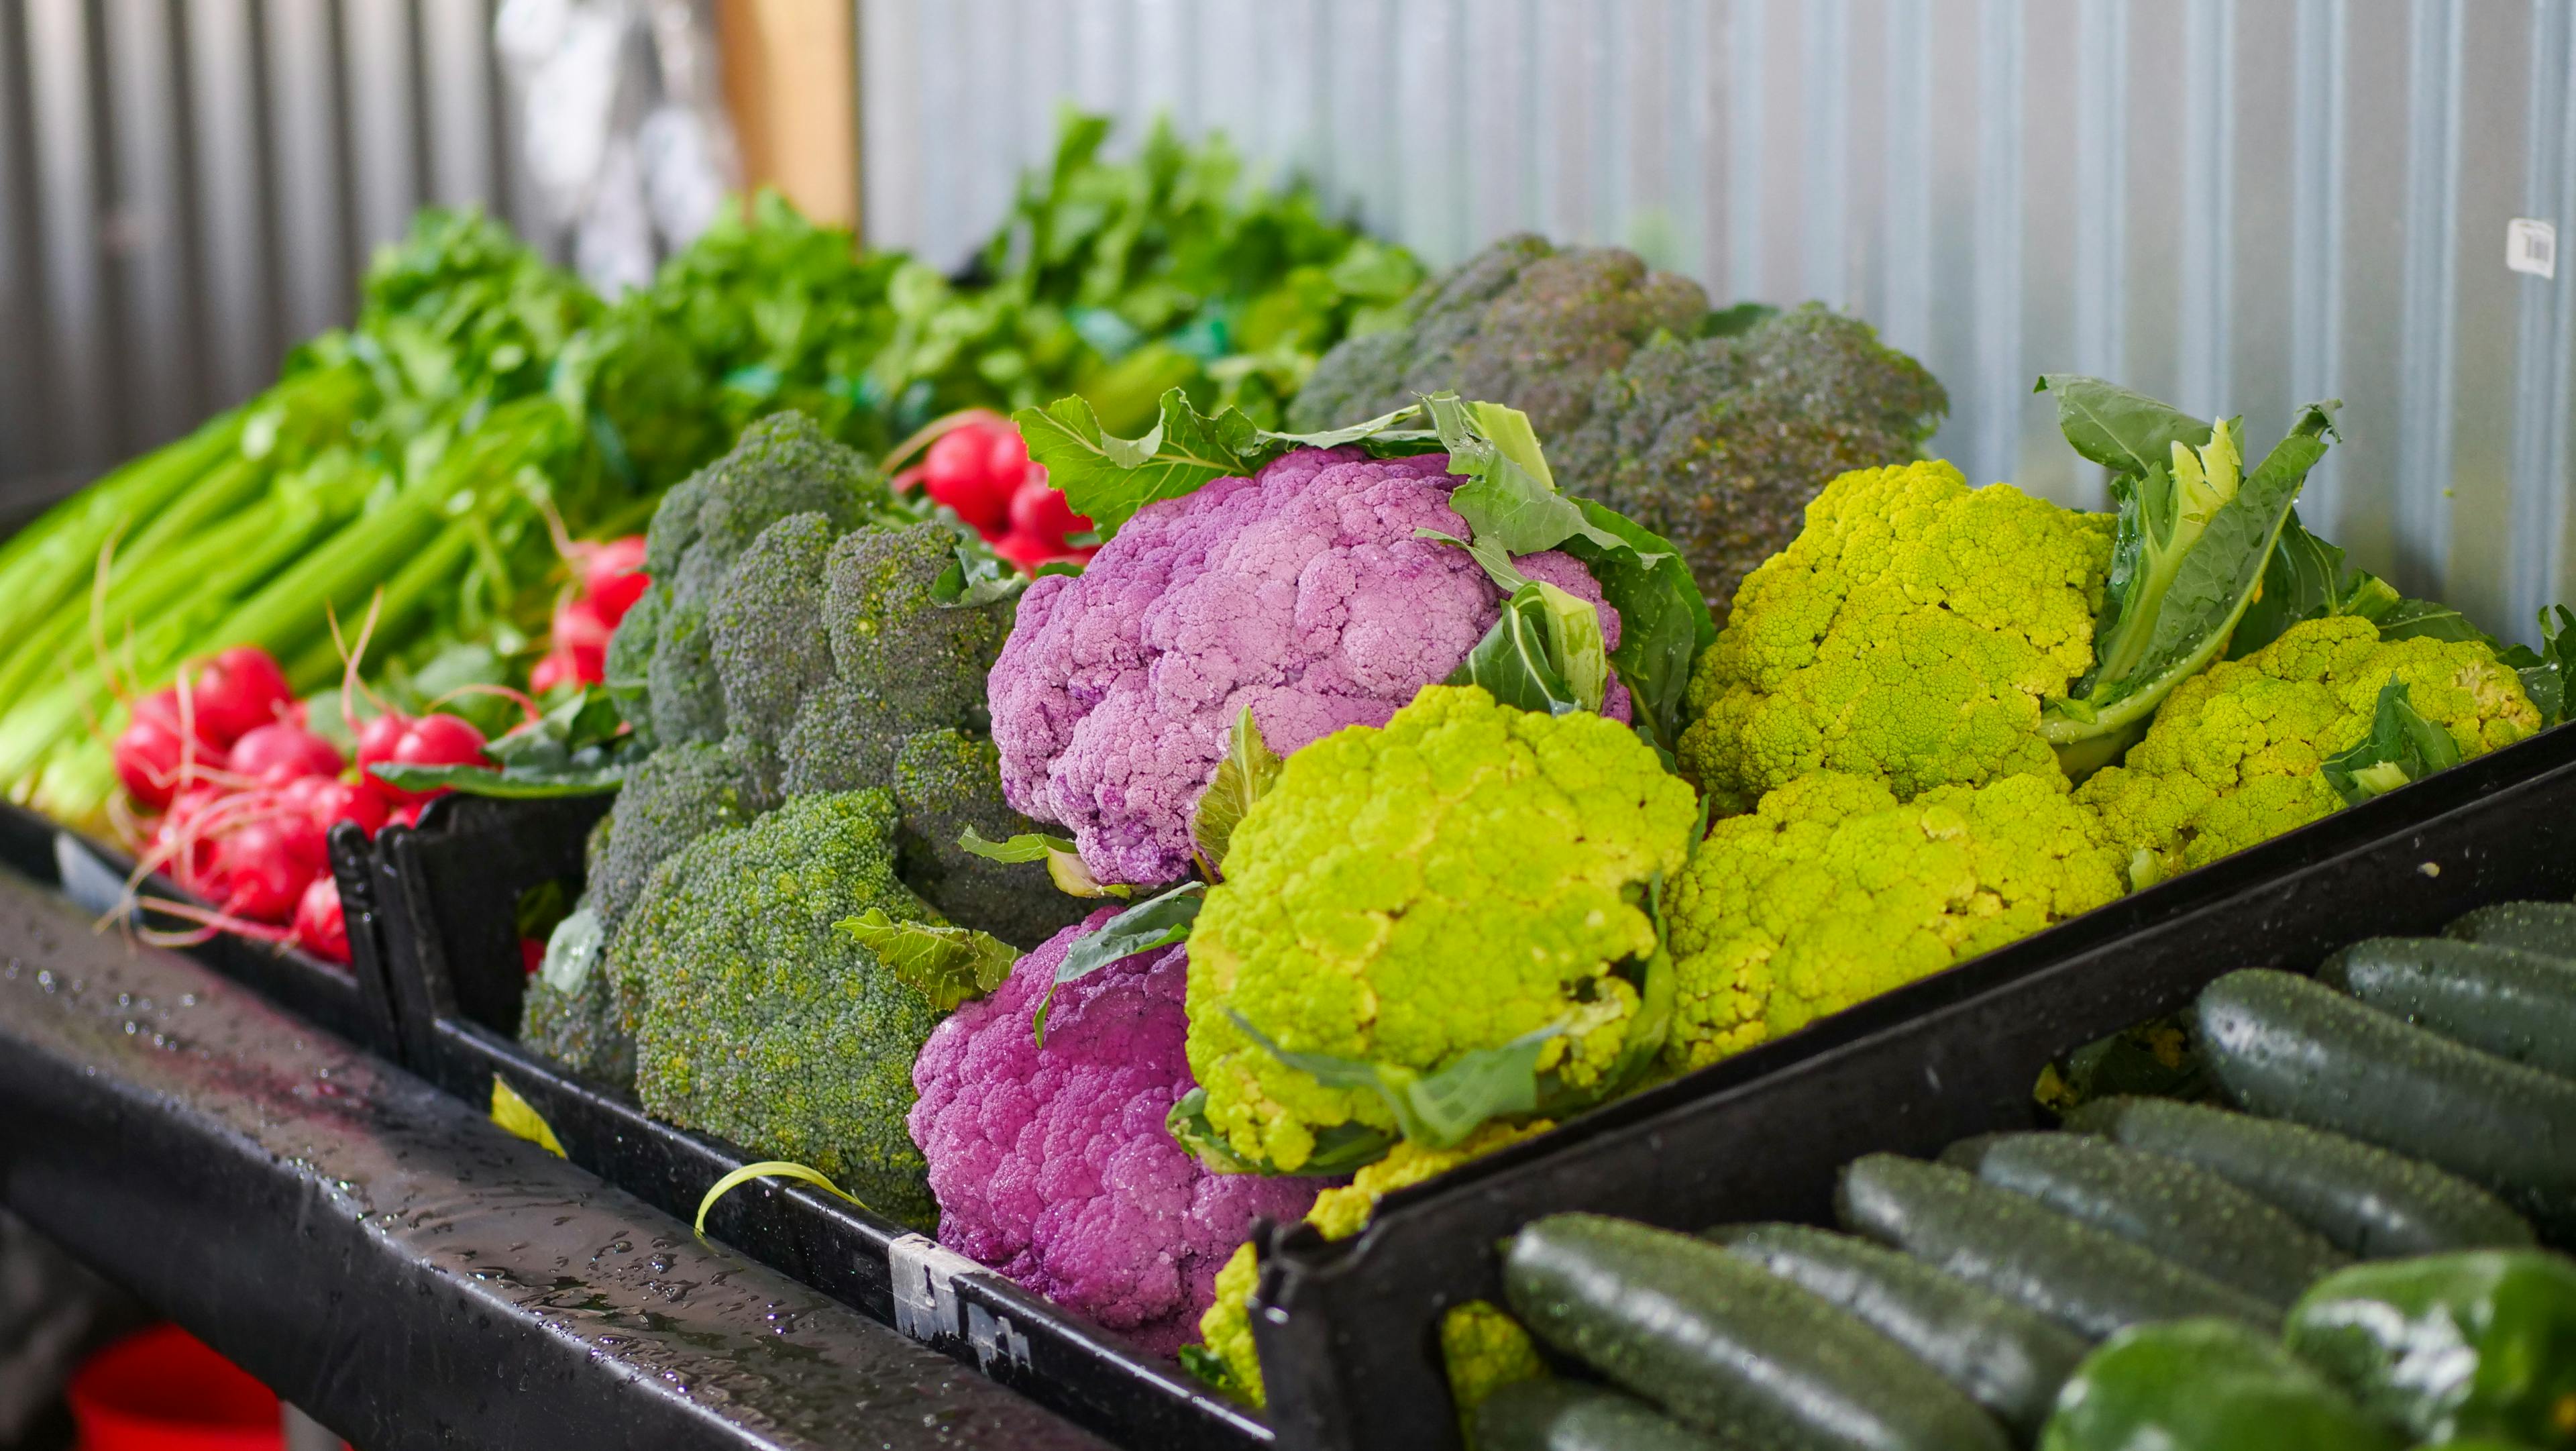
left=363, top=793, right=1272, bottom=1451
left=1247, top=720, right=2576, bottom=1451
left=0, top=800, right=400, bottom=1057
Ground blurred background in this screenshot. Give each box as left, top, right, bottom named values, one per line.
left=0, top=0, right=2570, bottom=637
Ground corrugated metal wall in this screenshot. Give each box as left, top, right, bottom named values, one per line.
left=860, top=0, right=2576, bottom=645
left=0, top=0, right=549, bottom=504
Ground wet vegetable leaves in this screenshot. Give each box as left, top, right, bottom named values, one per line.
left=838, top=908, right=1020, bottom=1012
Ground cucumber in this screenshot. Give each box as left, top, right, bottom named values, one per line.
left=2194, top=969, right=2576, bottom=1242
left=1475, top=1381, right=1731, bottom=1451
left=2286, top=1250, right=2576, bottom=1448
left=1833, top=1154, right=2279, bottom=1340
left=2447, top=901, right=2576, bottom=961
left=2062, top=1096, right=2536, bottom=1258
left=1503, top=1213, right=2009, bottom=1450
left=1708, top=1222, right=2088, bottom=1440
left=1941, top=1131, right=2348, bottom=1307
left=2319, top=936, right=2576, bottom=1079
left=2037, top=1316, right=2398, bottom=1451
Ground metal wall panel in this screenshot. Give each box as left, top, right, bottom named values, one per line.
left=859, top=0, right=2576, bottom=645
left=0, top=0, right=547, bottom=497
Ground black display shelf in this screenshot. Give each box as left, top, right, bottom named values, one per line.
left=0, top=862, right=1108, bottom=1451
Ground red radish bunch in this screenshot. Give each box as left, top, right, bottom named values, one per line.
left=111, top=643, right=491, bottom=966
left=532, top=535, right=649, bottom=696
left=899, top=417, right=1095, bottom=574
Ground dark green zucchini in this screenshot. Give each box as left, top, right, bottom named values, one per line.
left=2062, top=1096, right=2536, bottom=1257
left=2319, top=936, right=2576, bottom=1079
left=1941, top=1132, right=2347, bottom=1307
left=1833, top=1154, right=2278, bottom=1340
left=1475, top=1381, right=1731, bottom=1451
left=1707, top=1222, right=2088, bottom=1440
left=2287, top=1250, right=2576, bottom=1448
left=2194, top=969, right=2576, bottom=1242
left=2037, top=1316, right=2398, bottom=1451
left=2447, top=901, right=2576, bottom=961
left=1503, top=1213, right=2009, bottom=1450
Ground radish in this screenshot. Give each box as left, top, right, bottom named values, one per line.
left=924, top=427, right=1016, bottom=532
left=590, top=568, right=651, bottom=626
left=293, top=875, right=350, bottom=965
left=1008, top=470, right=1090, bottom=546
left=529, top=645, right=603, bottom=695
left=181, top=646, right=292, bottom=746
left=115, top=711, right=211, bottom=810
left=226, top=721, right=344, bottom=788
left=387, top=800, right=425, bottom=830
left=211, top=818, right=307, bottom=923
left=552, top=593, right=615, bottom=653
left=276, top=773, right=387, bottom=849
left=356, top=711, right=412, bottom=773
left=365, top=712, right=487, bottom=805
left=570, top=534, right=647, bottom=599
left=519, top=937, right=545, bottom=976
left=985, top=426, right=1031, bottom=486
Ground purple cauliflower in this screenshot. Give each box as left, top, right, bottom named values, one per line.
left=908, top=910, right=1326, bottom=1355
left=989, top=446, right=1628, bottom=885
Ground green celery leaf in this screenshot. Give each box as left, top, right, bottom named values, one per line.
left=1034, top=881, right=1203, bottom=1044
left=1448, top=582, right=1585, bottom=716
left=838, top=908, right=1019, bottom=1012
left=1225, top=1008, right=1562, bottom=1150
left=2034, top=374, right=2214, bottom=476
left=1190, top=706, right=1282, bottom=879
left=2320, top=680, right=2465, bottom=806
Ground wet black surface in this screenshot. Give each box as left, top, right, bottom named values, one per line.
left=0, top=867, right=1108, bottom=1451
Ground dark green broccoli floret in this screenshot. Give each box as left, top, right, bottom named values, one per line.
left=607, top=790, right=943, bottom=1227
left=889, top=729, right=1091, bottom=949
left=821, top=523, right=1010, bottom=725
left=708, top=511, right=840, bottom=745
left=590, top=735, right=778, bottom=937
left=517, top=813, right=634, bottom=1087
left=1555, top=303, right=1947, bottom=614
left=603, top=584, right=664, bottom=745
left=645, top=596, right=728, bottom=746
left=643, top=411, right=887, bottom=606
left=1287, top=234, right=1706, bottom=439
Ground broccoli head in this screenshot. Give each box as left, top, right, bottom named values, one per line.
left=1554, top=303, right=1948, bottom=611
left=1677, top=460, right=2116, bottom=812
left=1664, top=770, right=2127, bottom=1071
left=1181, top=686, right=1695, bottom=1177
left=1190, top=1120, right=1553, bottom=1407
left=1289, top=235, right=1706, bottom=441
left=608, top=789, right=946, bottom=1227
left=615, top=411, right=887, bottom=746
left=586, top=411, right=1081, bottom=955
left=908, top=908, right=1322, bottom=1355
left=2075, top=615, right=2540, bottom=881
left=989, top=445, right=1625, bottom=888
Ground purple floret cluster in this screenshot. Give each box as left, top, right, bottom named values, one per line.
left=907, top=910, right=1326, bottom=1355
left=989, top=446, right=1626, bottom=886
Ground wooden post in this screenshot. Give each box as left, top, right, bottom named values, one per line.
left=715, top=0, right=861, bottom=231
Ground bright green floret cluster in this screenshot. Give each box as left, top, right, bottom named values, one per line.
left=606, top=790, right=947, bottom=1228
left=1678, top=460, right=2115, bottom=812
left=1664, top=771, right=2127, bottom=1070
left=1182, top=685, right=1698, bottom=1175
left=2076, top=614, right=2540, bottom=881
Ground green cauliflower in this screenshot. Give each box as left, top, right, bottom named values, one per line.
left=1180, top=685, right=1697, bottom=1177
left=2076, top=615, right=2540, bottom=881
left=1679, top=460, right=2116, bottom=812
left=606, top=790, right=945, bottom=1228
left=1554, top=303, right=1947, bottom=616
left=1664, top=771, right=2127, bottom=1071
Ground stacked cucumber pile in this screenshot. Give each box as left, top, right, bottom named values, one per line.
left=1481, top=894, right=2576, bottom=1451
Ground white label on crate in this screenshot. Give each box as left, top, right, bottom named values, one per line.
left=887, top=1234, right=1034, bottom=1371
left=2508, top=218, right=2557, bottom=279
